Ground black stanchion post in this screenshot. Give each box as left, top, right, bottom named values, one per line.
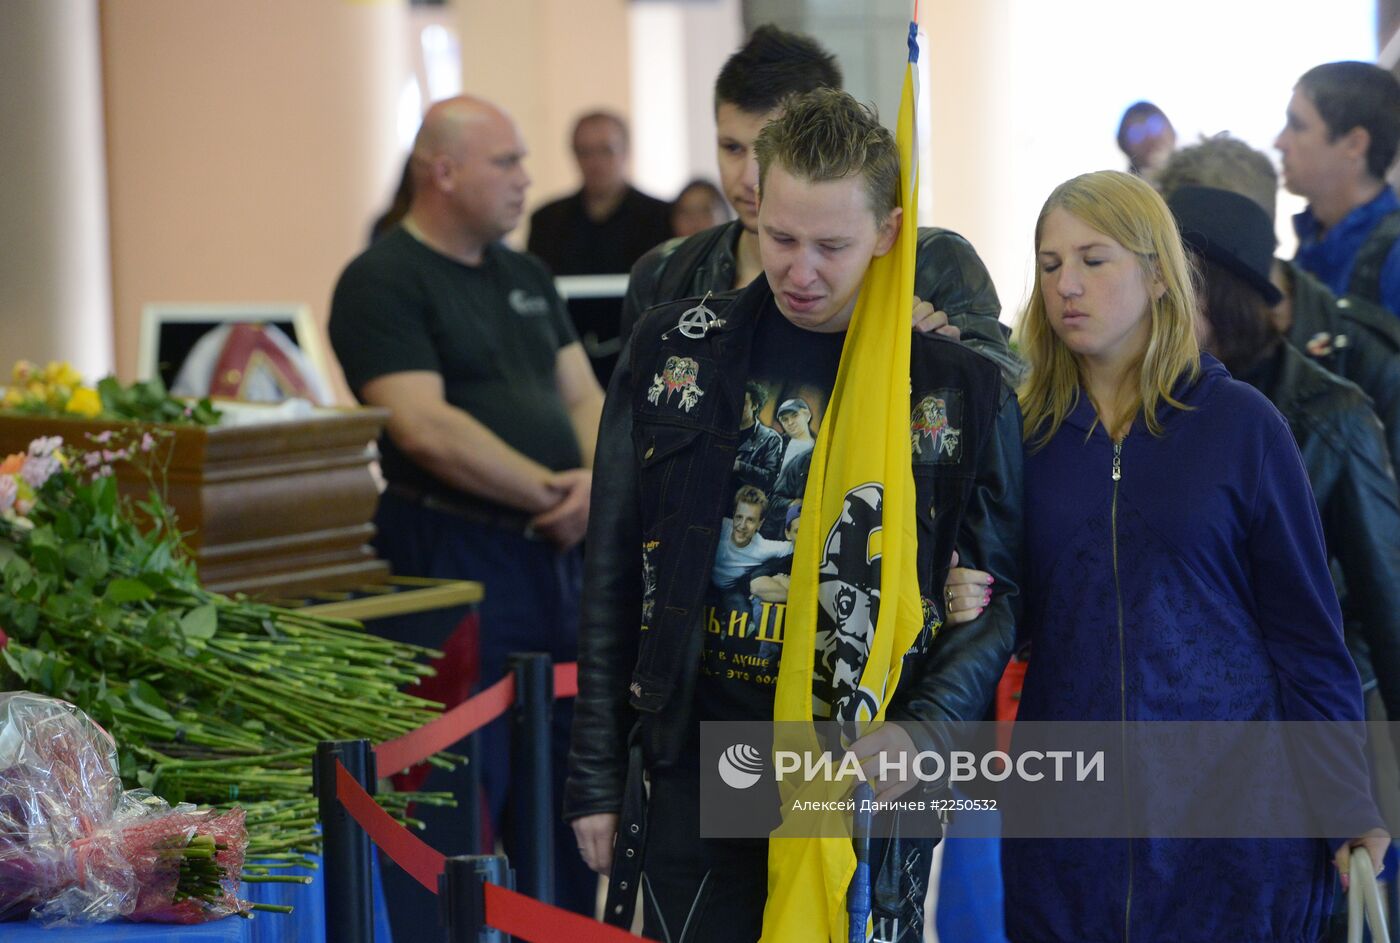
left=441, top=854, right=513, bottom=943
left=315, top=739, right=377, bottom=943
left=507, top=652, right=554, bottom=904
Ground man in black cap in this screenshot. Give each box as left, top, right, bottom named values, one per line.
left=1168, top=187, right=1400, bottom=830
left=773, top=396, right=815, bottom=474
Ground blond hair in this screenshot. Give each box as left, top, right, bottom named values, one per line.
left=1015, top=171, right=1200, bottom=447
left=753, top=87, right=899, bottom=220
left=1156, top=134, right=1279, bottom=224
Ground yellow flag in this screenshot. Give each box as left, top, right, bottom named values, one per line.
left=762, top=20, right=924, bottom=943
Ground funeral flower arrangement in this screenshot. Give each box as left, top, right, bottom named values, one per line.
left=0, top=691, right=267, bottom=926
left=0, top=431, right=451, bottom=897
left=2, top=360, right=220, bottom=426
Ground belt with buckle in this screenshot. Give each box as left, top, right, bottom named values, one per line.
left=384, top=483, right=539, bottom=539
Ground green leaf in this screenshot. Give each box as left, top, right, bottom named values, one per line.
left=2, top=646, right=24, bottom=677
left=127, top=679, right=174, bottom=723
left=27, top=529, right=63, bottom=577
left=66, top=543, right=110, bottom=582
left=118, top=749, right=138, bottom=783
left=96, top=376, right=124, bottom=413
left=93, top=475, right=117, bottom=517
left=180, top=604, right=217, bottom=641
left=105, top=578, right=155, bottom=603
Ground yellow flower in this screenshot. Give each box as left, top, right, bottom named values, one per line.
left=11, top=360, right=34, bottom=384
left=44, top=361, right=82, bottom=388
left=2, top=387, right=23, bottom=408
left=65, top=387, right=102, bottom=418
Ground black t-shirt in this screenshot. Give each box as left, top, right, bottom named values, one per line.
left=329, top=228, right=582, bottom=501
left=697, top=300, right=843, bottom=722
left=526, top=186, right=674, bottom=277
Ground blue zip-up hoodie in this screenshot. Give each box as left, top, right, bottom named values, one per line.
left=1003, top=355, right=1380, bottom=943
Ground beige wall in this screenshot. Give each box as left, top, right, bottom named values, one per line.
left=101, top=0, right=409, bottom=394
left=455, top=0, right=633, bottom=241
left=922, top=1, right=1023, bottom=320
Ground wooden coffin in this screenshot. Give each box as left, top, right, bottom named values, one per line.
left=0, top=407, right=391, bottom=597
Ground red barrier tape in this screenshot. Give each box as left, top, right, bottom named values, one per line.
left=485, top=883, right=646, bottom=943
left=554, top=661, right=578, bottom=699
left=375, top=673, right=516, bottom=775
left=374, top=661, right=580, bottom=774
left=335, top=761, right=445, bottom=892
left=333, top=761, right=645, bottom=941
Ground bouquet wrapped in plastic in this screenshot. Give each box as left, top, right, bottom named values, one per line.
left=0, top=691, right=250, bottom=926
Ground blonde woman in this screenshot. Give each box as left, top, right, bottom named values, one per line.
left=966, top=171, right=1385, bottom=942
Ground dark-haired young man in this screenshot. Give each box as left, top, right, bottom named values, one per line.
left=565, top=88, right=1021, bottom=943
left=619, top=25, right=1020, bottom=381
left=735, top=381, right=782, bottom=494
left=1278, top=61, right=1400, bottom=315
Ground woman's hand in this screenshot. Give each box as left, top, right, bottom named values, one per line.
left=943, top=550, right=994, bottom=625
left=1336, top=827, right=1390, bottom=892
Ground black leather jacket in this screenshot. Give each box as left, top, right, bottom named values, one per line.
left=621, top=221, right=1024, bottom=385
left=1286, top=260, right=1400, bottom=475
left=1241, top=341, right=1400, bottom=720
left=564, top=273, right=1023, bottom=933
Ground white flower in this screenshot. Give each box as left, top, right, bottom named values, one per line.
left=20, top=454, right=59, bottom=488
left=0, top=476, right=15, bottom=514
left=27, top=435, right=63, bottom=457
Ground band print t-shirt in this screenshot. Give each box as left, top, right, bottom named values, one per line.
left=697, top=298, right=843, bottom=723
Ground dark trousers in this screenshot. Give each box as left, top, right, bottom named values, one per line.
left=641, top=767, right=768, bottom=942
left=370, top=492, right=597, bottom=940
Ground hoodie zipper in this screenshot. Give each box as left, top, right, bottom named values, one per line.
left=1111, top=438, right=1132, bottom=941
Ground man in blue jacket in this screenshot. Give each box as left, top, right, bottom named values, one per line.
left=1278, top=61, right=1400, bottom=315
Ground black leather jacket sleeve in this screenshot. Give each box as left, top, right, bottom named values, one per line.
left=887, top=387, right=1023, bottom=756
left=563, top=342, right=643, bottom=822
left=619, top=240, right=679, bottom=344
left=1327, top=403, right=1400, bottom=723
left=1346, top=334, right=1400, bottom=479
left=914, top=228, right=1024, bottom=386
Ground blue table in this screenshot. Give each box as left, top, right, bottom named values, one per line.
left=3, top=852, right=394, bottom=943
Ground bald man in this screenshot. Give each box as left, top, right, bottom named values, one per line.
left=329, top=96, right=604, bottom=928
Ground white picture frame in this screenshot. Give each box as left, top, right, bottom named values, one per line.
left=137, top=303, right=330, bottom=394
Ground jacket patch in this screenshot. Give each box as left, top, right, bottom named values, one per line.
left=911, top=390, right=963, bottom=464
left=647, top=356, right=705, bottom=412
left=641, top=540, right=660, bottom=628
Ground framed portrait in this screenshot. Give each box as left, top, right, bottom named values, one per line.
left=137, top=303, right=331, bottom=403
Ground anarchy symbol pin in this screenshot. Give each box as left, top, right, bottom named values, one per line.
left=675, top=291, right=718, bottom=339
